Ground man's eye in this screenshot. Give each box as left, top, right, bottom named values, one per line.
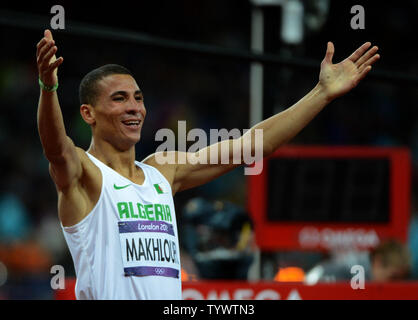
left=113, top=97, right=124, bottom=101
left=135, top=96, right=143, bottom=101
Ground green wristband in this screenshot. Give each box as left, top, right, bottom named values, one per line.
left=39, top=77, right=58, bottom=92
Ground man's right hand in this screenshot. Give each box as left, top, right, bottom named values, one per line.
left=36, top=29, right=64, bottom=87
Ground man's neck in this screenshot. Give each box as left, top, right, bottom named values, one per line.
left=87, top=139, right=138, bottom=178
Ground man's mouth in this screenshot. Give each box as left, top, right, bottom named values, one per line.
left=121, top=119, right=142, bottom=129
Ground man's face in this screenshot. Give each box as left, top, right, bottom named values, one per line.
left=91, top=74, right=146, bottom=150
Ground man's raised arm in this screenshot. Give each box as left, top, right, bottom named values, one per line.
left=241, top=42, right=379, bottom=157
left=36, top=29, right=81, bottom=190
left=163, top=41, right=379, bottom=193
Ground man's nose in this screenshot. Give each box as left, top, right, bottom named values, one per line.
left=126, top=99, right=141, bottom=114
left=126, top=101, right=146, bottom=118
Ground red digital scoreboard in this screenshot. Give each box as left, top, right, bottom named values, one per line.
left=247, top=146, right=411, bottom=251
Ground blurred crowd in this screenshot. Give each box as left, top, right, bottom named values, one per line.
left=1, top=1, right=418, bottom=299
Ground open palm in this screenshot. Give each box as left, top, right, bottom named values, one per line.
left=319, top=42, right=380, bottom=101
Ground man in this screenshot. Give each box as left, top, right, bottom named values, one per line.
left=36, top=29, right=379, bottom=299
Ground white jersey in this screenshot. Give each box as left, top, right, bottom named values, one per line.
left=61, top=152, right=182, bottom=300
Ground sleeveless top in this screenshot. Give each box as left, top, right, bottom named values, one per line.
left=61, top=152, right=182, bottom=300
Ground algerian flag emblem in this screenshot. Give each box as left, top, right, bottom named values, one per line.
left=153, top=183, right=167, bottom=194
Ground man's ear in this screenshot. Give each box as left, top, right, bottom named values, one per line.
left=80, top=104, right=95, bottom=125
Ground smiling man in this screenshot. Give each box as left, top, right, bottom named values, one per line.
left=36, top=29, right=379, bottom=300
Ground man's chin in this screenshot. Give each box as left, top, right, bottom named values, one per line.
left=115, top=134, right=141, bottom=151
left=129, top=134, right=142, bottom=145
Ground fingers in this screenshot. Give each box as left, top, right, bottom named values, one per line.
left=36, top=38, right=47, bottom=57
left=46, top=57, right=64, bottom=73
left=36, top=30, right=63, bottom=85
left=357, top=65, right=372, bottom=83
left=36, top=37, right=64, bottom=77
left=358, top=53, right=380, bottom=73
left=41, top=45, right=58, bottom=69
left=38, top=40, right=55, bottom=60
left=44, top=29, right=54, bottom=41
left=37, top=39, right=56, bottom=67
left=323, top=42, right=335, bottom=64
left=355, top=45, right=379, bottom=68
left=354, top=43, right=379, bottom=83
left=36, top=30, right=56, bottom=60
left=348, top=42, right=372, bottom=63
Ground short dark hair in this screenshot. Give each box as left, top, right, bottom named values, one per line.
left=79, top=64, right=133, bottom=105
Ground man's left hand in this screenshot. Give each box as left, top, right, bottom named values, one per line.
left=319, top=42, right=380, bottom=101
